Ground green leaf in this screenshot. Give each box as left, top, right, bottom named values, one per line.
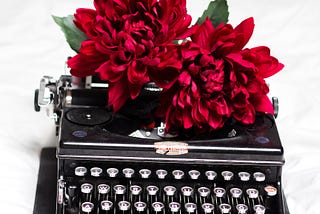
left=196, top=0, right=229, bottom=27
left=52, top=15, right=88, bottom=52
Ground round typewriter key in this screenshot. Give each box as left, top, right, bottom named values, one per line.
left=156, top=169, right=168, bottom=179
left=118, top=201, right=131, bottom=211
left=134, top=201, right=147, bottom=212
left=236, top=204, right=248, bottom=214
left=253, top=172, right=266, bottom=182
left=202, top=203, right=214, bottom=214
left=230, top=188, right=242, bottom=198
left=253, top=204, right=266, bottom=214
left=81, top=183, right=93, bottom=194
left=139, top=169, right=151, bottom=179
left=238, top=172, right=251, bottom=181
left=114, top=185, right=126, bottom=195
left=152, top=202, right=164, bottom=212
left=264, top=185, right=277, bottom=196
left=106, top=168, right=119, bottom=178
left=222, top=171, right=234, bottom=181
left=169, top=202, right=181, bottom=212
left=146, top=185, right=159, bottom=196
left=90, top=167, right=103, bottom=177
left=205, top=170, right=217, bottom=180
left=164, top=185, right=177, bottom=196
left=130, top=185, right=142, bottom=195
left=98, top=184, right=110, bottom=194
left=198, top=187, right=210, bottom=197
left=81, top=202, right=94, bottom=213
left=185, top=203, right=197, bottom=213
left=214, top=187, right=226, bottom=198
left=123, top=168, right=135, bottom=178
left=101, top=200, right=113, bottom=211
left=75, top=166, right=87, bottom=177
left=246, top=188, right=259, bottom=199
left=181, top=186, right=193, bottom=197
left=219, top=203, right=231, bottom=214
left=188, top=170, right=200, bottom=180
left=172, top=170, right=184, bottom=180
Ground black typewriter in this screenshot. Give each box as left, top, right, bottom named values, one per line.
left=34, top=75, right=289, bottom=214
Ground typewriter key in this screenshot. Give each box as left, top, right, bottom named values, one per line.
left=98, top=184, right=110, bottom=201
left=172, top=170, right=184, bottom=180
left=130, top=185, right=142, bottom=196
left=75, top=166, right=87, bottom=177
left=181, top=186, right=194, bottom=197
left=198, top=187, right=210, bottom=198
left=253, top=172, right=266, bottom=182
left=81, top=183, right=93, bottom=202
left=169, top=202, right=181, bottom=213
left=123, top=168, right=135, bottom=178
left=134, top=201, right=147, bottom=212
left=81, top=202, right=94, bottom=213
left=246, top=188, right=259, bottom=199
left=106, top=168, right=119, bottom=178
left=101, top=200, right=113, bottom=211
left=238, top=172, right=251, bottom=181
left=219, top=203, right=232, bottom=214
left=156, top=169, right=168, bottom=179
left=253, top=204, right=266, bottom=214
left=201, top=203, right=214, bottom=214
left=221, top=171, right=234, bottom=181
left=236, top=204, right=248, bottom=214
left=214, top=187, right=226, bottom=198
left=205, top=170, right=217, bottom=180
left=184, top=202, right=197, bottom=213
left=164, top=186, right=177, bottom=196
left=114, top=185, right=126, bottom=195
left=230, top=188, right=242, bottom=198
left=152, top=202, right=165, bottom=212
left=90, top=167, right=102, bottom=177
left=118, top=201, right=131, bottom=211
left=139, top=169, right=152, bottom=179
left=188, top=170, right=200, bottom=180
left=146, top=185, right=159, bottom=196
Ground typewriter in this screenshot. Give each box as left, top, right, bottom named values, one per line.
left=34, top=75, right=289, bottom=214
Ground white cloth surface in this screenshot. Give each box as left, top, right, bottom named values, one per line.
left=0, top=0, right=319, bottom=213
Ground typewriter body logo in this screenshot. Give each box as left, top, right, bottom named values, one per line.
left=154, top=141, right=189, bottom=155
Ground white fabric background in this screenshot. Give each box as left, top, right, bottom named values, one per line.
left=0, top=0, right=319, bottom=213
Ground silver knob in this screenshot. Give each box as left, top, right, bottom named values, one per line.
left=113, top=185, right=126, bottom=195
left=164, top=186, right=177, bottom=196
left=169, top=202, right=181, bottom=212
left=134, top=202, right=147, bottom=212
left=81, top=183, right=93, bottom=194
left=236, top=204, right=248, bottom=214
left=202, top=203, right=214, bottom=214
left=118, top=201, right=131, bottom=211
left=130, top=185, right=142, bottom=195
left=181, top=186, right=194, bottom=197
left=219, top=203, right=231, bottom=214
left=146, top=185, right=159, bottom=196
left=198, top=187, right=210, bottom=197
left=230, top=188, right=242, bottom=198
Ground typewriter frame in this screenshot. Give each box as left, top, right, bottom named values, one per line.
left=35, top=75, right=290, bottom=214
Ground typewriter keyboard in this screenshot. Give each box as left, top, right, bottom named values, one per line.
left=59, top=164, right=280, bottom=214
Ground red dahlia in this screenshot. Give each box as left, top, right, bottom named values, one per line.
left=67, top=0, right=193, bottom=111
left=151, top=17, right=284, bottom=132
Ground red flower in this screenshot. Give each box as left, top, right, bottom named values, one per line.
left=67, top=0, right=193, bottom=111
left=152, top=17, right=284, bottom=132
